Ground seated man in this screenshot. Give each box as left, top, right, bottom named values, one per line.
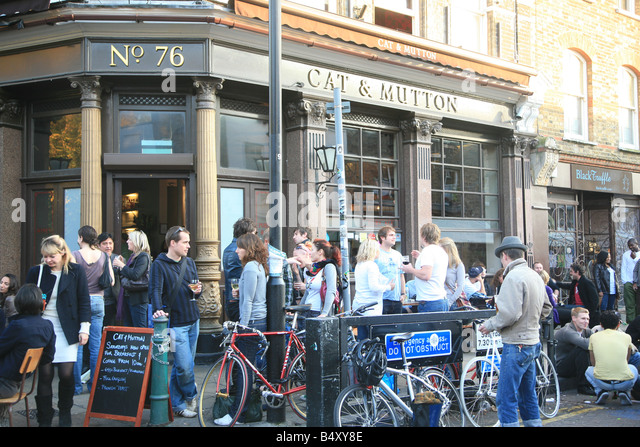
left=585, top=311, right=639, bottom=405
left=464, top=266, right=490, bottom=308
left=554, top=307, right=594, bottom=395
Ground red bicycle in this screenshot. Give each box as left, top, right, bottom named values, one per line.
left=197, top=305, right=308, bottom=427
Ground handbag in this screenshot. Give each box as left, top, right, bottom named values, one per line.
left=121, top=253, right=150, bottom=292
left=320, top=268, right=340, bottom=308
left=211, top=388, right=263, bottom=423
left=98, top=252, right=113, bottom=290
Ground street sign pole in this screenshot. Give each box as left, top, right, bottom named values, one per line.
left=331, top=87, right=352, bottom=312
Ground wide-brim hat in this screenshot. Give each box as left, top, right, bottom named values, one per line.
left=494, top=236, right=528, bottom=257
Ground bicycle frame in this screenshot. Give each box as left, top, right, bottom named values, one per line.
left=223, top=325, right=306, bottom=398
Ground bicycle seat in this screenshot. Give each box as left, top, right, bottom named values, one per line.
left=284, top=304, right=311, bottom=313
left=390, top=333, right=414, bottom=344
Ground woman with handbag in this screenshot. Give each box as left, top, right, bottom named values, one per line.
left=71, top=225, right=114, bottom=395
left=214, top=232, right=268, bottom=426
left=113, top=230, right=151, bottom=328
left=25, top=235, right=91, bottom=426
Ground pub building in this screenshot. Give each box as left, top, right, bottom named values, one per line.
left=1, top=0, right=546, bottom=351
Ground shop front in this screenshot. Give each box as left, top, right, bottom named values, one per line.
left=0, top=3, right=537, bottom=350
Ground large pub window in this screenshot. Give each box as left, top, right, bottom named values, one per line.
left=431, top=136, right=502, bottom=273
left=325, top=119, right=401, bottom=270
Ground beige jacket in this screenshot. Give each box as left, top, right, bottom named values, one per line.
left=483, top=258, right=552, bottom=345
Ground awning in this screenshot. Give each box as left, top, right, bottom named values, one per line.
left=235, top=0, right=532, bottom=87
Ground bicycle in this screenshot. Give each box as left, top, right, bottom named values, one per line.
left=197, top=304, right=309, bottom=427
left=333, top=333, right=465, bottom=427
left=459, top=321, right=560, bottom=427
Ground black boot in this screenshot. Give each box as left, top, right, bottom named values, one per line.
left=58, top=382, right=74, bottom=427
left=35, top=395, right=54, bottom=427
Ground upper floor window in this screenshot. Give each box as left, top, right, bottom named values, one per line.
left=562, top=50, right=589, bottom=141
left=289, top=0, right=336, bottom=13
left=619, top=67, right=639, bottom=149
left=374, top=0, right=416, bottom=34
left=450, top=0, right=487, bottom=54
left=618, top=0, right=637, bottom=14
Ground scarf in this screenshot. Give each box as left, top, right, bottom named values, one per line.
left=307, top=259, right=338, bottom=277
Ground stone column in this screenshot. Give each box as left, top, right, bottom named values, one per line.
left=500, top=134, right=538, bottom=264
left=70, top=76, right=102, bottom=230
left=284, top=97, right=328, bottom=244
left=399, top=115, right=442, bottom=252
left=193, top=77, right=224, bottom=336
left=0, top=95, right=23, bottom=278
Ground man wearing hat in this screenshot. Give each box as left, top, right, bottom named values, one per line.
left=479, top=236, right=552, bottom=427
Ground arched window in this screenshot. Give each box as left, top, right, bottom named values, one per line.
left=619, top=67, right=639, bottom=149
left=562, top=50, right=589, bottom=140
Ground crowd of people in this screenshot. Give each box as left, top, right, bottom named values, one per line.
left=2, top=219, right=640, bottom=427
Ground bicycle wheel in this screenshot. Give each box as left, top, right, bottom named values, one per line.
left=536, top=351, right=560, bottom=418
left=334, top=384, right=398, bottom=427
left=420, top=369, right=465, bottom=427
left=285, top=351, right=307, bottom=420
left=198, top=353, right=249, bottom=427
left=459, top=356, right=500, bottom=427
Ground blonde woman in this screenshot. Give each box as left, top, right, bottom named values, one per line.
left=113, top=230, right=151, bottom=327
left=353, top=239, right=395, bottom=340
left=25, top=235, right=90, bottom=426
left=439, top=237, right=466, bottom=310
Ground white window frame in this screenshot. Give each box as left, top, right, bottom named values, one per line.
left=289, top=0, right=337, bottom=14
left=449, top=0, right=487, bottom=54
left=618, top=0, right=636, bottom=14
left=373, top=0, right=418, bottom=36
left=562, top=50, right=589, bottom=141
left=619, top=67, right=639, bottom=150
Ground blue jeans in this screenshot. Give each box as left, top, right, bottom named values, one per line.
left=74, top=295, right=105, bottom=394
left=585, top=365, right=638, bottom=395
left=127, top=299, right=148, bottom=328
left=496, top=343, right=542, bottom=427
left=417, top=299, right=448, bottom=313
left=170, top=320, right=200, bottom=412
left=600, top=293, right=615, bottom=311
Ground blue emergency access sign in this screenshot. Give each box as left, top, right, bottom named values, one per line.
left=384, top=330, right=452, bottom=362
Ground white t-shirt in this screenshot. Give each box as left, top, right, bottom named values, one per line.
left=414, top=244, right=448, bottom=302
left=463, top=278, right=482, bottom=298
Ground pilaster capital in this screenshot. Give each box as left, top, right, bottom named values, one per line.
left=500, top=134, right=538, bottom=157
left=400, top=117, right=442, bottom=143
left=285, top=99, right=327, bottom=130
left=69, top=76, right=102, bottom=108
left=0, top=95, right=22, bottom=126
left=193, top=77, right=224, bottom=109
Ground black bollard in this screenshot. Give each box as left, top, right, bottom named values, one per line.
left=266, top=272, right=286, bottom=423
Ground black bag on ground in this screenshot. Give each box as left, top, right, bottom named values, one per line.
left=211, top=388, right=263, bottom=423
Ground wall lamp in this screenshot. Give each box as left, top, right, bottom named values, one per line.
left=313, top=145, right=338, bottom=197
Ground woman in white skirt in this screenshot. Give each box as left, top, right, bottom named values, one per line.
left=25, top=235, right=90, bottom=427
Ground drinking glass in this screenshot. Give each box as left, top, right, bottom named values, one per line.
left=189, top=279, right=199, bottom=301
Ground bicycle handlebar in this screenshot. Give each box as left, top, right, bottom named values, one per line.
left=335, top=302, right=376, bottom=317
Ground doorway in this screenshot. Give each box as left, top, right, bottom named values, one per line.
left=112, top=177, right=190, bottom=260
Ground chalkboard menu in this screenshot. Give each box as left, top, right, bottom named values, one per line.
left=84, top=326, right=154, bottom=426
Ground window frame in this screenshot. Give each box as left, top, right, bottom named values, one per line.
left=562, top=50, right=589, bottom=141
left=449, top=0, right=487, bottom=54
left=28, top=99, right=82, bottom=179
left=619, top=66, right=639, bottom=150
